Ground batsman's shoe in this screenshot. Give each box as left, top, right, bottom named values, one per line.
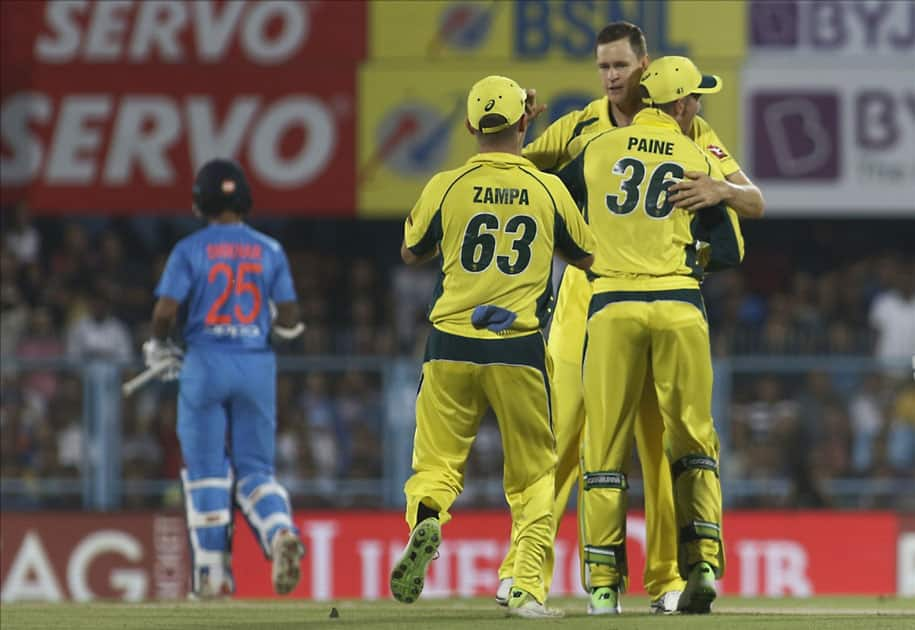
left=506, top=588, right=564, bottom=619
left=495, top=577, right=513, bottom=606
left=271, top=529, right=306, bottom=595
left=649, top=590, right=682, bottom=614
left=678, top=562, right=717, bottom=614
left=390, top=517, right=441, bottom=604
left=189, top=566, right=234, bottom=600
left=588, top=585, right=621, bottom=615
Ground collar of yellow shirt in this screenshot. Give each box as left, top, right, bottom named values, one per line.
left=631, top=107, right=683, bottom=131
left=465, top=152, right=537, bottom=168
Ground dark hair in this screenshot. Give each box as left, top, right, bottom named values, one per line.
left=475, top=113, right=522, bottom=142
left=595, top=21, right=647, bottom=59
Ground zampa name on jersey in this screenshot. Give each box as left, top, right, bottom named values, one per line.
left=473, top=186, right=529, bottom=205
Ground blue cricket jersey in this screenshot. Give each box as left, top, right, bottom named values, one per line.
left=156, top=223, right=297, bottom=351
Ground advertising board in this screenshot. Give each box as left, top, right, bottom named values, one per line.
left=0, top=0, right=364, bottom=214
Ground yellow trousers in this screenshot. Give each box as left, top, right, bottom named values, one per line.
left=499, top=268, right=685, bottom=598
left=580, top=294, right=724, bottom=588
left=405, top=329, right=558, bottom=603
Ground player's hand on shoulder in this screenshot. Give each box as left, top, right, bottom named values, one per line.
left=142, top=338, right=183, bottom=381
left=525, top=88, right=547, bottom=121
left=668, top=170, right=727, bottom=212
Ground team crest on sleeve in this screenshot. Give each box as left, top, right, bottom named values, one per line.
left=707, top=144, right=728, bottom=160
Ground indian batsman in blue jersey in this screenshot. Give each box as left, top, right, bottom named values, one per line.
left=147, top=159, right=306, bottom=598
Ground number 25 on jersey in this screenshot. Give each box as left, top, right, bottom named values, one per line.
left=205, top=262, right=263, bottom=325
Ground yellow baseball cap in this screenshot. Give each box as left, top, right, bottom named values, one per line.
left=467, top=75, right=527, bottom=134
left=640, top=56, right=722, bottom=105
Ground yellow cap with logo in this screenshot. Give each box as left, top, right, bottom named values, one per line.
left=640, top=56, right=722, bottom=105
left=467, top=75, right=526, bottom=134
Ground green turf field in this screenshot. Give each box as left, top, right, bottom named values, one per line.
left=2, top=596, right=914, bottom=629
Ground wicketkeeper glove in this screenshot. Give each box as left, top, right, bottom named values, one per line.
left=471, top=305, right=518, bottom=333
left=142, top=338, right=183, bottom=381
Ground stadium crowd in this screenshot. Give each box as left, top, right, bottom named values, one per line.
left=1, top=207, right=913, bottom=510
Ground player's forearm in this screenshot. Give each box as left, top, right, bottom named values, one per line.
left=401, top=242, right=439, bottom=266
left=274, top=301, right=300, bottom=330
left=151, top=297, right=179, bottom=340
left=722, top=176, right=765, bottom=219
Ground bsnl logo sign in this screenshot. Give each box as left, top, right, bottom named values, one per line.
left=430, top=0, right=686, bottom=57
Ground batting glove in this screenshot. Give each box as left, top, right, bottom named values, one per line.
left=142, top=338, right=184, bottom=381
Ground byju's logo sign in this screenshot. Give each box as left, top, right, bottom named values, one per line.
left=752, top=92, right=840, bottom=180
left=749, top=0, right=914, bottom=53
left=742, top=67, right=914, bottom=213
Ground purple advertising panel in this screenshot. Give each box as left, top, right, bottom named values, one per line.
left=742, top=65, right=915, bottom=215
left=749, top=0, right=914, bottom=54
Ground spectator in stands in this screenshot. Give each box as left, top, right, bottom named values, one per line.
left=1, top=251, right=29, bottom=356
left=65, top=281, right=133, bottom=362
left=301, top=372, right=340, bottom=498
left=886, top=382, right=915, bottom=473
left=47, top=223, right=93, bottom=317
left=0, top=400, right=28, bottom=479
left=49, top=375, right=84, bottom=478
left=123, top=408, right=163, bottom=476
left=732, top=377, right=796, bottom=470
left=92, top=229, right=150, bottom=326
left=276, top=405, right=309, bottom=492
left=16, top=306, right=65, bottom=402
left=391, top=264, right=437, bottom=356
left=869, top=257, right=915, bottom=361
left=348, top=423, right=383, bottom=497
left=848, top=374, right=890, bottom=474
left=3, top=202, right=41, bottom=266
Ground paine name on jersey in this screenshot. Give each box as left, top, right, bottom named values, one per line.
left=627, top=136, right=674, bottom=156
left=473, top=186, right=530, bottom=205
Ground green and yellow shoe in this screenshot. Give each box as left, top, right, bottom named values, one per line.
left=389, top=518, right=441, bottom=604
left=587, top=585, right=621, bottom=615
left=677, top=561, right=717, bottom=614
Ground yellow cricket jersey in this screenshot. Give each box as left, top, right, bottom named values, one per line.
left=558, top=108, right=744, bottom=294
left=404, top=152, right=595, bottom=340
left=524, top=97, right=745, bottom=363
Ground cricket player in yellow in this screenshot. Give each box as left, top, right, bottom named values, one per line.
left=562, top=55, right=741, bottom=615
left=496, top=22, right=763, bottom=615
left=389, top=75, right=595, bottom=619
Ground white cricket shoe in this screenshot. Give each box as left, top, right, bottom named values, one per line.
left=506, top=588, right=565, bottom=619
left=649, top=590, right=682, bottom=614
left=495, top=577, right=513, bottom=606
left=188, top=565, right=234, bottom=600
left=271, top=529, right=306, bottom=595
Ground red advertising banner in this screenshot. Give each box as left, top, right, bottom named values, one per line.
left=0, top=513, right=188, bottom=602
left=1, top=510, right=897, bottom=602
left=233, top=510, right=898, bottom=599
left=0, top=1, right=365, bottom=215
